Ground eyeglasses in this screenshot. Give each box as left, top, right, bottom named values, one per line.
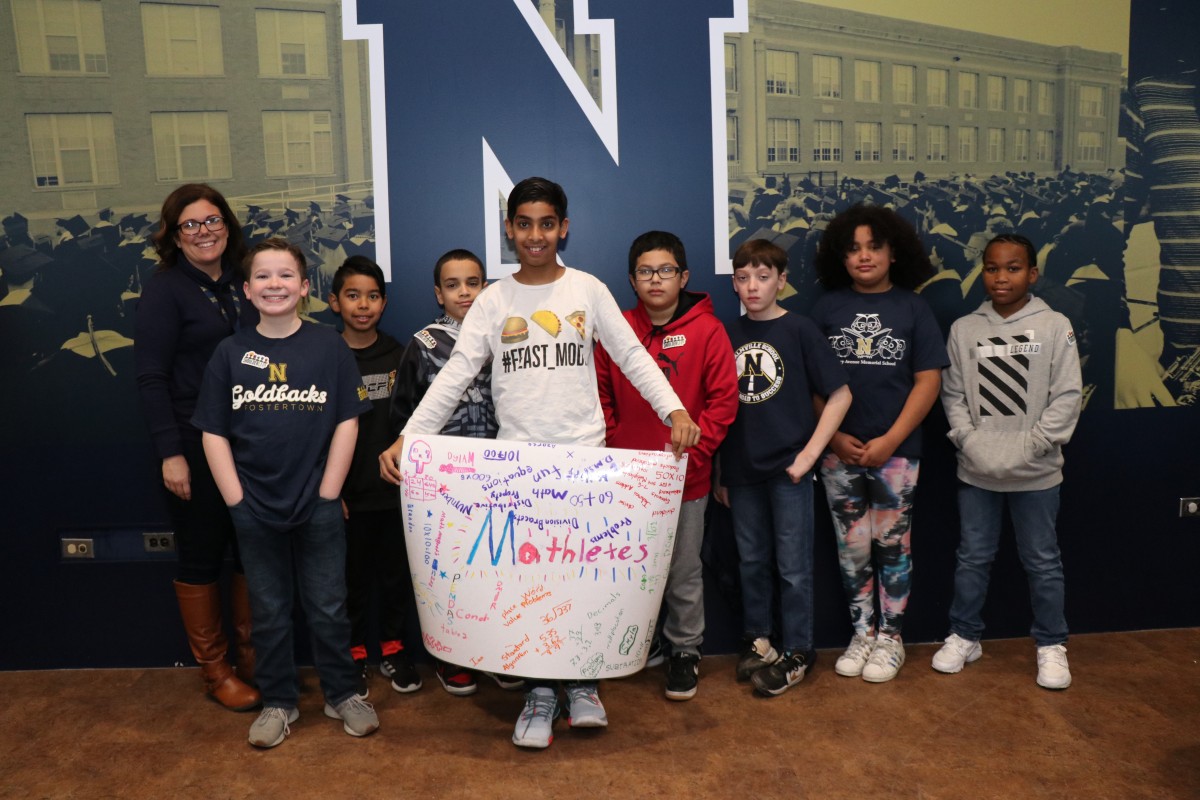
left=633, top=266, right=682, bottom=281
left=177, top=215, right=226, bottom=235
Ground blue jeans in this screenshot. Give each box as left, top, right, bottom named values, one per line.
left=727, top=473, right=815, bottom=653
left=949, top=484, right=1068, bottom=647
left=230, top=498, right=358, bottom=708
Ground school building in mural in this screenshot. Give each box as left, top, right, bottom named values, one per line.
left=725, top=0, right=1125, bottom=185
left=0, top=0, right=372, bottom=230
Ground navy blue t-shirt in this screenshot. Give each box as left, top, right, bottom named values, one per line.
left=721, top=312, right=848, bottom=485
left=192, top=322, right=370, bottom=529
left=810, top=287, right=948, bottom=458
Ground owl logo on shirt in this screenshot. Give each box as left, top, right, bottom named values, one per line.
left=829, top=313, right=905, bottom=362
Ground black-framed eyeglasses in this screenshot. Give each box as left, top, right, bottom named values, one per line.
left=177, top=215, right=226, bottom=235
left=634, top=266, right=682, bottom=281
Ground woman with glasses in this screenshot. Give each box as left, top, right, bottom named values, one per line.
left=135, top=184, right=261, bottom=711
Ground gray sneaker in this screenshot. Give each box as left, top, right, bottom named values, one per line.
left=565, top=682, right=608, bottom=728
left=512, top=687, right=558, bottom=749
left=323, top=695, right=379, bottom=737
left=248, top=706, right=299, bottom=749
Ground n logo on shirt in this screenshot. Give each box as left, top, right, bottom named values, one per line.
left=269, top=363, right=288, bottom=383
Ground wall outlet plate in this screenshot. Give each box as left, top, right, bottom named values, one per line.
left=1181, top=498, right=1200, bottom=518
left=143, top=532, right=176, bottom=552
left=61, top=537, right=95, bottom=559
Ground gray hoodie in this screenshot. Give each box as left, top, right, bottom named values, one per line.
left=941, top=296, right=1082, bottom=492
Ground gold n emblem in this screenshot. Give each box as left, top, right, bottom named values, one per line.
left=269, top=363, right=288, bottom=382
left=855, top=338, right=872, bottom=357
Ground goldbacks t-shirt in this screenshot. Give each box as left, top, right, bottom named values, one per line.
left=192, top=322, right=370, bottom=529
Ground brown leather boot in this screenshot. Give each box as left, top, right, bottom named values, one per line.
left=230, top=572, right=257, bottom=687
left=174, top=580, right=261, bottom=711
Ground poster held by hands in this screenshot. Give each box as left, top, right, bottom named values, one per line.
left=399, top=435, right=686, bottom=679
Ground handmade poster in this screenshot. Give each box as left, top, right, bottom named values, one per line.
left=398, top=434, right=686, bottom=679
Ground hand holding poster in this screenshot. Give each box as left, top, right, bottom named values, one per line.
left=399, top=435, right=686, bottom=679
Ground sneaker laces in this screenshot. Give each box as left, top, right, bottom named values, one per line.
left=261, top=707, right=292, bottom=736
left=339, top=695, right=374, bottom=715
left=946, top=633, right=976, bottom=657
left=520, top=691, right=557, bottom=722
left=870, top=637, right=902, bottom=665
left=844, top=635, right=873, bottom=660
left=1038, top=645, right=1068, bottom=667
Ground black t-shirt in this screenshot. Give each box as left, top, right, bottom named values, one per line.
left=192, top=322, right=370, bottom=529
left=721, top=312, right=848, bottom=485
left=811, top=287, right=948, bottom=459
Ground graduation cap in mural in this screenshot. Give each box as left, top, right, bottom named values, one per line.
left=316, top=228, right=348, bottom=249
left=295, top=245, right=324, bottom=269
left=308, top=201, right=323, bottom=215
left=286, top=220, right=316, bottom=243
left=349, top=216, right=373, bottom=237
left=96, top=208, right=114, bottom=223
left=56, top=215, right=90, bottom=238
left=362, top=194, right=374, bottom=209
left=118, top=213, right=153, bottom=235
left=284, top=208, right=301, bottom=224
left=335, top=194, right=351, bottom=204
left=0, top=244, right=54, bottom=281
left=3, top=212, right=29, bottom=233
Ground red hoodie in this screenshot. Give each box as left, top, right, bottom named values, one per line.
left=595, top=291, right=739, bottom=501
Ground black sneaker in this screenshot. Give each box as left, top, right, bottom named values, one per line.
left=752, top=649, right=816, bottom=697
left=735, top=636, right=779, bottom=681
left=383, top=652, right=422, bottom=693
left=435, top=661, right=478, bottom=696
left=354, top=658, right=369, bottom=700
left=665, top=652, right=700, bottom=701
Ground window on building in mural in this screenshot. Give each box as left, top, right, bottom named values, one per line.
left=1036, top=129, right=1055, bottom=161
left=1014, top=129, right=1030, bottom=162
left=766, top=49, right=797, bottom=96
left=27, top=113, right=119, bottom=187
left=725, top=42, right=737, bottom=92
left=892, top=124, right=916, bottom=161
left=927, top=125, right=949, bottom=162
left=1077, top=131, right=1103, bottom=162
left=767, top=118, right=799, bottom=163
left=959, top=72, right=979, bottom=110
left=854, top=122, right=881, bottom=162
left=855, top=60, right=880, bottom=103
left=813, top=55, right=841, bottom=99
left=262, top=111, right=334, bottom=176
left=813, top=120, right=842, bottom=162
left=1079, top=85, right=1104, bottom=117
left=987, top=76, right=1005, bottom=111
left=727, top=115, right=739, bottom=162
left=1014, top=79, right=1030, bottom=113
left=987, top=128, right=1005, bottom=162
left=152, top=112, right=232, bottom=182
left=142, top=3, right=223, bottom=76
left=958, top=126, right=977, bottom=162
left=257, top=9, right=328, bottom=77
left=893, top=65, right=916, bottom=104
left=927, top=69, right=948, bottom=107
left=13, top=0, right=107, bottom=75
left=1037, top=81, right=1054, bottom=115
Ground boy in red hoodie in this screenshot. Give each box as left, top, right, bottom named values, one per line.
left=595, top=230, right=739, bottom=700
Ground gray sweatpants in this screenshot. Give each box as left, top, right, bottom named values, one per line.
left=662, top=496, right=708, bottom=656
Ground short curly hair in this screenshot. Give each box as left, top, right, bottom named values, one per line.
left=814, top=203, right=932, bottom=290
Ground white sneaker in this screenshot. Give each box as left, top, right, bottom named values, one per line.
left=834, top=633, right=876, bottom=677
left=565, top=683, right=608, bottom=727
left=862, top=635, right=905, bottom=683
left=931, top=633, right=982, bottom=674
left=512, top=687, right=557, bottom=749
left=1036, top=644, right=1072, bottom=690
